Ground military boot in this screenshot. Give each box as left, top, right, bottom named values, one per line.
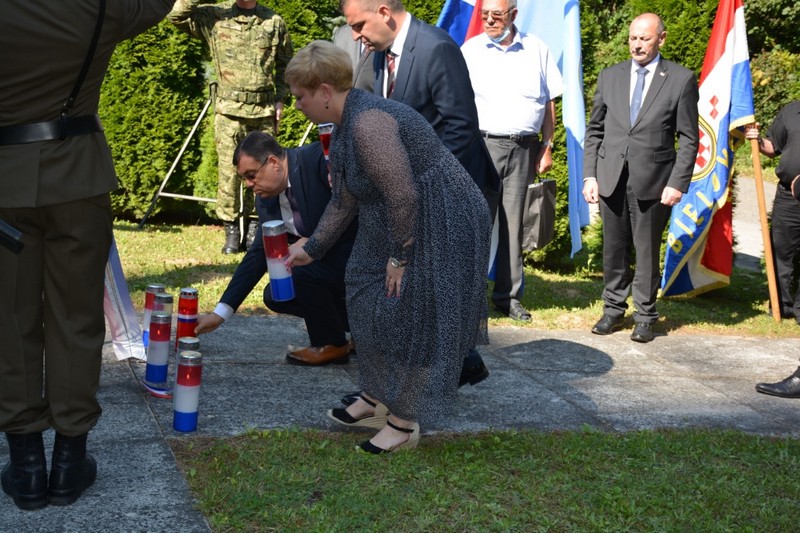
left=48, top=432, right=96, bottom=506
left=221, top=222, right=241, bottom=254
left=1, top=432, right=48, bottom=510
left=244, top=219, right=259, bottom=250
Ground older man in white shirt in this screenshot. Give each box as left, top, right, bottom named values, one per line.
left=461, top=0, right=563, bottom=321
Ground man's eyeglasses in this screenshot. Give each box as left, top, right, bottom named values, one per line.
left=480, top=8, right=514, bottom=20
left=240, top=157, right=268, bottom=182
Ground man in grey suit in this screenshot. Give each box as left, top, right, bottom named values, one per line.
left=583, top=13, right=699, bottom=343
left=339, top=0, right=498, bottom=393
left=0, top=0, right=173, bottom=510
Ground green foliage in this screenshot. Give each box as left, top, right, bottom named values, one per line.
left=745, top=0, right=800, bottom=54
left=750, top=49, right=800, bottom=125
left=192, top=110, right=220, bottom=219
left=100, top=20, right=207, bottom=220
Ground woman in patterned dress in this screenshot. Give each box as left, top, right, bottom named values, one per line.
left=285, top=41, right=490, bottom=453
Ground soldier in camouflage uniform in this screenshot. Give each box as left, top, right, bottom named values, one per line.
left=169, top=0, right=292, bottom=253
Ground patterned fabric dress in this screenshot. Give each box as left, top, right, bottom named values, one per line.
left=304, top=89, right=490, bottom=423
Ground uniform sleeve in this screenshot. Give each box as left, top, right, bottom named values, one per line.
left=167, top=0, right=210, bottom=38
left=272, top=17, right=293, bottom=104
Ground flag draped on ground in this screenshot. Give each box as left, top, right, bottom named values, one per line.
left=104, top=237, right=146, bottom=361
left=660, top=0, right=754, bottom=296
left=437, top=0, right=589, bottom=257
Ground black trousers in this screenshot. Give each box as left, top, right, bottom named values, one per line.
left=264, top=246, right=350, bottom=347
left=771, top=186, right=800, bottom=320
left=599, top=171, right=671, bottom=323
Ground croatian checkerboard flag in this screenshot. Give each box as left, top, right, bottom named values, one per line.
left=437, top=0, right=589, bottom=257
left=660, top=0, right=754, bottom=296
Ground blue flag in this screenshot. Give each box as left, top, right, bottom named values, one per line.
left=438, top=0, right=590, bottom=256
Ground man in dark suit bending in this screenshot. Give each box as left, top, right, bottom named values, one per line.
left=195, top=132, right=356, bottom=366
left=339, top=0, right=499, bottom=389
left=583, top=12, right=699, bottom=343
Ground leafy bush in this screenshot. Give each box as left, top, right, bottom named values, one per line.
left=100, top=20, right=207, bottom=220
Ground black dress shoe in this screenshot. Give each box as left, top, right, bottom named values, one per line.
left=755, top=367, right=800, bottom=398
left=591, top=314, right=624, bottom=335
left=459, top=358, right=490, bottom=387
left=494, top=300, right=532, bottom=322
left=630, top=322, right=655, bottom=343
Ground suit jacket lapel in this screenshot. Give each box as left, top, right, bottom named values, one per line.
left=286, top=148, right=309, bottom=227
left=632, top=60, right=669, bottom=128
left=390, top=16, right=420, bottom=101
left=614, top=60, right=633, bottom=129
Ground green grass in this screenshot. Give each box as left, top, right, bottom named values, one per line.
left=171, top=428, right=800, bottom=532
left=115, top=220, right=800, bottom=531
left=114, top=220, right=797, bottom=338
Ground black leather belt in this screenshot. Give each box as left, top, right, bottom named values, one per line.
left=0, top=114, right=104, bottom=146
left=481, top=131, right=539, bottom=142
left=481, top=131, right=536, bottom=142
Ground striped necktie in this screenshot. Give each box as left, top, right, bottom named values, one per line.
left=386, top=50, right=397, bottom=97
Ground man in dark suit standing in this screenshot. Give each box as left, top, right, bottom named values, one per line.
left=583, top=13, right=699, bottom=343
left=195, top=132, right=356, bottom=366
left=0, top=0, right=173, bottom=511
left=340, top=0, right=498, bottom=389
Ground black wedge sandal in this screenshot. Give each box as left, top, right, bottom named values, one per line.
left=356, top=420, right=420, bottom=454
left=327, top=394, right=389, bottom=429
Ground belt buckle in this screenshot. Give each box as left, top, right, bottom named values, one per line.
left=509, top=134, right=522, bottom=142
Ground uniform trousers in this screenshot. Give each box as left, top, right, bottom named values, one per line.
left=214, top=112, right=275, bottom=223
left=0, top=194, right=112, bottom=436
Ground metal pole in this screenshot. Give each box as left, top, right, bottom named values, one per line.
left=138, top=84, right=216, bottom=229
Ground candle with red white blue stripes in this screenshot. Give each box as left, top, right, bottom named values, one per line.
left=142, top=283, right=165, bottom=348
left=175, top=288, right=198, bottom=350
left=145, top=311, right=171, bottom=385
left=173, top=351, right=202, bottom=432
left=262, top=220, right=295, bottom=301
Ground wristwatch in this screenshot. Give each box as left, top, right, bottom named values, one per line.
left=390, top=257, right=407, bottom=268
left=541, top=139, right=553, bottom=149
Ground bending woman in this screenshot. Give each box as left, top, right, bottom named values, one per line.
left=285, top=41, right=490, bottom=453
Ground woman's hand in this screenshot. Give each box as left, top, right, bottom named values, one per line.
left=286, top=238, right=312, bottom=267
left=385, top=259, right=405, bottom=297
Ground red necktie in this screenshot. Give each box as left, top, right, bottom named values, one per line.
left=386, top=51, right=396, bottom=97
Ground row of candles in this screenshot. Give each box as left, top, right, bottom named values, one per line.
left=142, top=285, right=202, bottom=433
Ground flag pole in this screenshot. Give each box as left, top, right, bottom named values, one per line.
left=749, top=126, right=781, bottom=321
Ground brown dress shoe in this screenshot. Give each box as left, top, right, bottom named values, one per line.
left=286, top=344, right=351, bottom=366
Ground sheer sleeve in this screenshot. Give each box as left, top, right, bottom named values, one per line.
left=303, top=181, right=357, bottom=261
left=352, top=108, right=418, bottom=261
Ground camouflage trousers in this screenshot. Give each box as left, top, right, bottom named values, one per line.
left=214, top=113, right=276, bottom=222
